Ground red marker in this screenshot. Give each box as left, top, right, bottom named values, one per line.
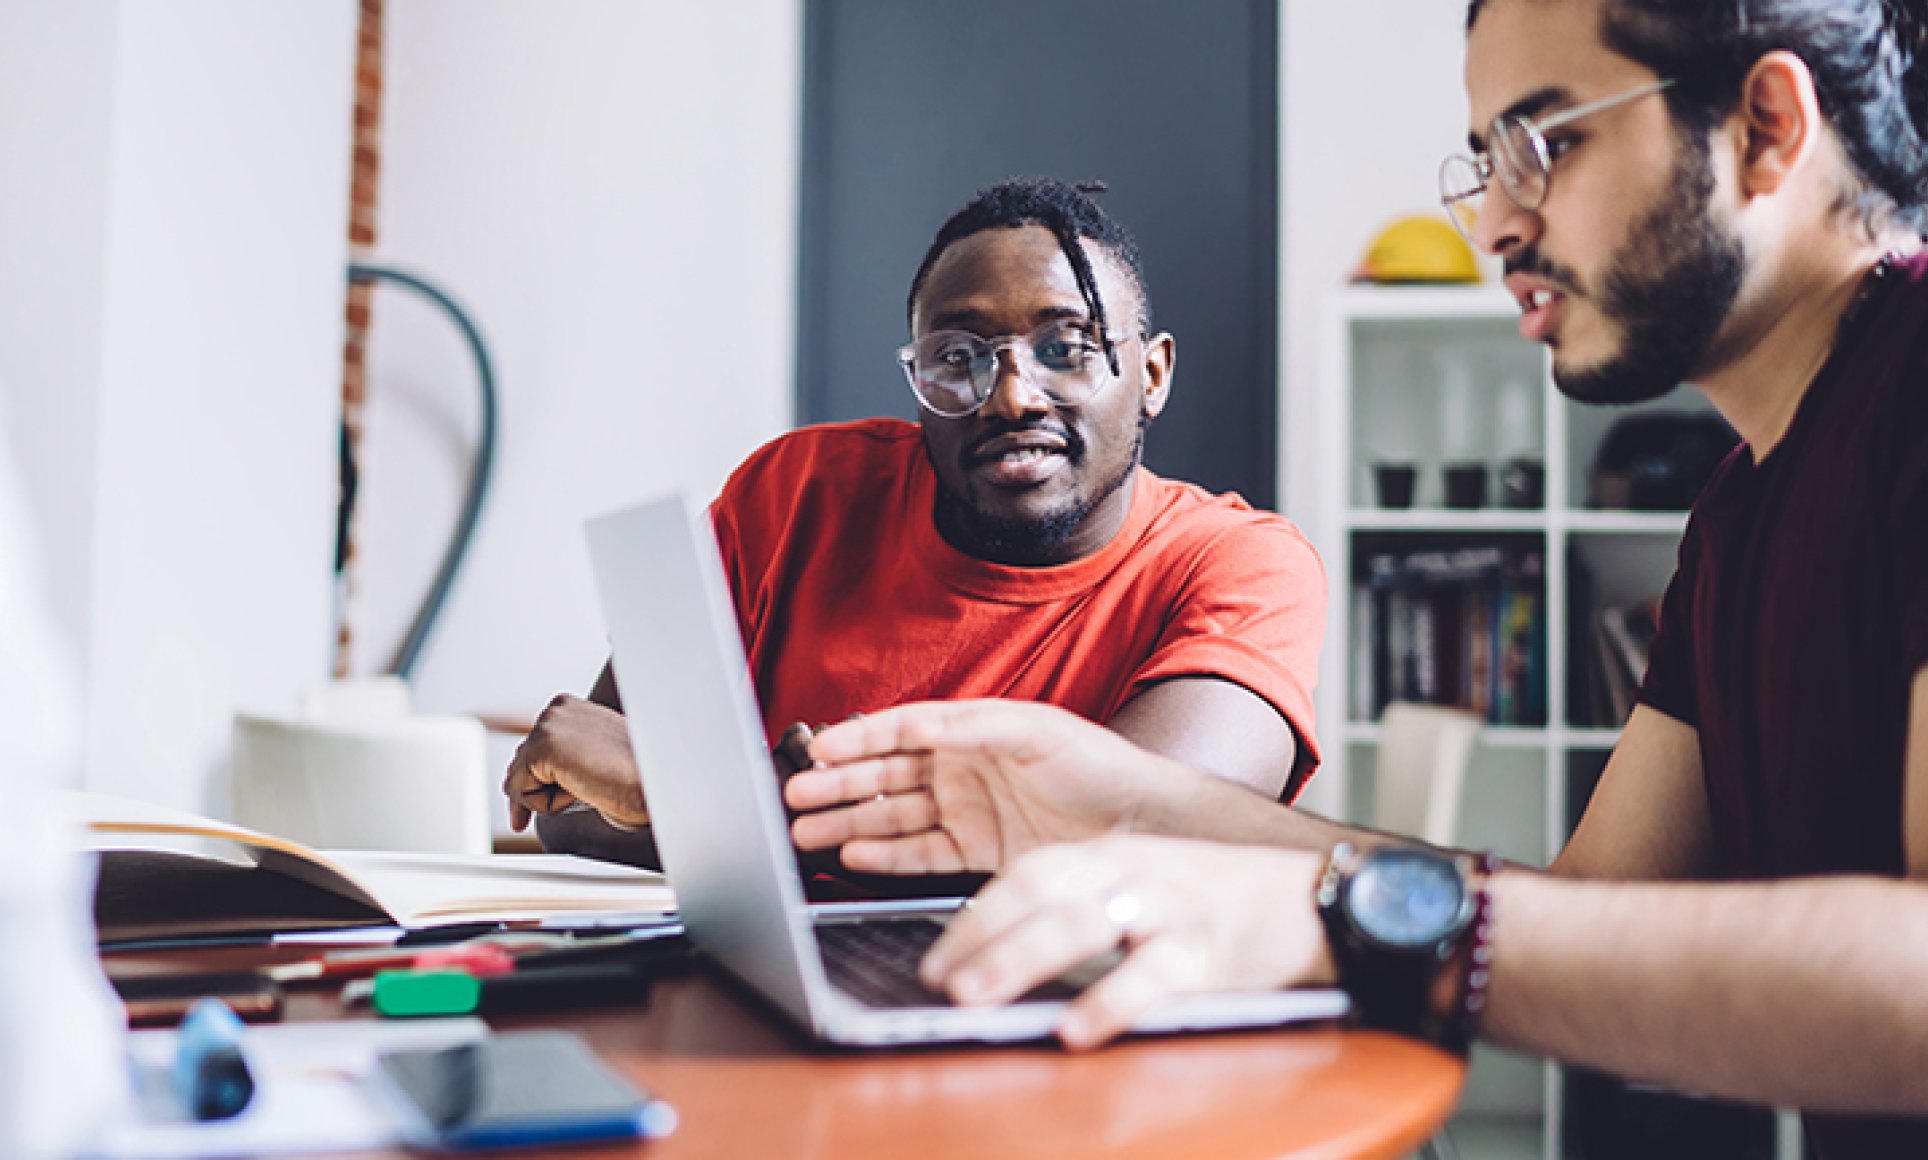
left=269, top=943, right=516, bottom=984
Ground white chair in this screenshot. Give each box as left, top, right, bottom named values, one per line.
left=1372, top=701, right=1482, bottom=847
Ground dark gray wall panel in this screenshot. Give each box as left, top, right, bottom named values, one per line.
left=799, top=0, right=1278, bottom=506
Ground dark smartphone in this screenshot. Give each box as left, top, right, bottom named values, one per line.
left=374, top=1030, right=676, bottom=1151
left=111, top=972, right=284, bottom=1027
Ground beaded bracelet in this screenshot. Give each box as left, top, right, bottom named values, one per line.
left=1441, top=851, right=1502, bottom=1053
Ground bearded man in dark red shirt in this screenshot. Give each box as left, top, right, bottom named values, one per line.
left=787, top=2, right=1928, bottom=1154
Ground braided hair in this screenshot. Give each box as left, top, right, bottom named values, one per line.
left=1468, top=0, right=1928, bottom=234
left=906, top=176, right=1152, bottom=378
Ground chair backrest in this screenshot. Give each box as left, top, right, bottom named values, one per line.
left=231, top=700, right=491, bottom=855
left=1372, top=702, right=1482, bottom=847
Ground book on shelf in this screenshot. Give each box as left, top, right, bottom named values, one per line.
left=1577, top=597, right=1661, bottom=729
left=72, top=792, right=674, bottom=943
left=1594, top=615, right=1637, bottom=725
left=1352, top=544, right=1546, bottom=727
left=1600, top=600, right=1658, bottom=682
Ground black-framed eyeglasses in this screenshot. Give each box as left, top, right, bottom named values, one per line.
left=896, top=320, right=1127, bottom=418
left=1440, top=77, right=1675, bottom=240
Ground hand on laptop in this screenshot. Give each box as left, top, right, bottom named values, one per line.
left=503, top=694, right=650, bottom=832
left=922, top=834, right=1336, bottom=1049
left=784, top=700, right=1179, bottom=873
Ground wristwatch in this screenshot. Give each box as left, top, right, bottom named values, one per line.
left=1316, top=842, right=1479, bottom=1044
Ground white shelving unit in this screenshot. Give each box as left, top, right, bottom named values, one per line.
left=1317, top=284, right=1678, bottom=863
left=1310, top=285, right=1793, bottom=1158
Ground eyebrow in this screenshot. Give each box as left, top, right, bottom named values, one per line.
left=1468, top=85, right=1572, bottom=152
left=925, top=305, right=1091, bottom=333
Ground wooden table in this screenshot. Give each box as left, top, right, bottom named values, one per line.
left=113, top=951, right=1465, bottom=1160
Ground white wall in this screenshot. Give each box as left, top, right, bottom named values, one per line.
left=1279, top=0, right=1490, bottom=817
left=359, top=1, right=801, bottom=724
left=0, top=0, right=356, bottom=810
left=0, top=2, right=117, bottom=650
left=1279, top=2, right=1539, bottom=1121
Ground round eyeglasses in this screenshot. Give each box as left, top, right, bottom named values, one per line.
left=897, top=320, right=1125, bottom=418
left=1440, top=77, right=1675, bottom=241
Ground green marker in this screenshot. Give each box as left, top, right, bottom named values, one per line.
left=372, top=964, right=653, bottom=1018
left=373, top=970, right=483, bottom=1018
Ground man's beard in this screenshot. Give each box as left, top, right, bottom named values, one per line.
left=932, top=414, right=1146, bottom=567
left=1518, top=128, right=1746, bottom=407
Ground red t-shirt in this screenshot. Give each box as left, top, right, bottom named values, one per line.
left=709, top=418, right=1326, bottom=796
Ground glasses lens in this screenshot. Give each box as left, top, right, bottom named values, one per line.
left=902, top=333, right=990, bottom=416
left=1493, top=116, right=1547, bottom=209
left=1439, top=154, right=1485, bottom=203
left=1023, top=323, right=1111, bottom=405
left=1439, top=155, right=1485, bottom=241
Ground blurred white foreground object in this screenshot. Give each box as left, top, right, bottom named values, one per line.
left=0, top=399, right=129, bottom=1157
left=232, top=676, right=490, bottom=854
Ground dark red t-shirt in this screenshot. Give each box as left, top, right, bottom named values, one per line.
left=1639, top=251, right=1928, bottom=1154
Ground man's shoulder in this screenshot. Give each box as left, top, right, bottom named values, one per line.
left=720, top=417, right=923, bottom=503
left=730, top=418, right=922, bottom=485
left=1137, top=472, right=1316, bottom=557
left=1115, top=472, right=1323, bottom=598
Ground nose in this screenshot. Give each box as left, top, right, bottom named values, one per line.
left=978, top=347, right=1052, bottom=421
left=1470, top=184, right=1541, bottom=257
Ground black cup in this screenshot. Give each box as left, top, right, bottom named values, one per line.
left=1443, top=462, right=1488, bottom=509
left=1373, top=462, right=1417, bottom=509
left=1499, top=457, right=1545, bottom=509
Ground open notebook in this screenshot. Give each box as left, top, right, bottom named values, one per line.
left=72, top=792, right=673, bottom=942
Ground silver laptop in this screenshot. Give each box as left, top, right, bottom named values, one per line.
left=585, top=492, right=1350, bottom=1046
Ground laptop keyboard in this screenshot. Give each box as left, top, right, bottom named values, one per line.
left=817, top=920, right=948, bottom=1007
left=816, top=919, right=1079, bottom=1009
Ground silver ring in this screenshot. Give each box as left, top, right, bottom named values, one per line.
left=1104, top=892, right=1142, bottom=942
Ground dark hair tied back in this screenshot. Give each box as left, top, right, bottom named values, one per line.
left=1613, top=0, right=1928, bottom=234
left=1886, top=0, right=1928, bottom=135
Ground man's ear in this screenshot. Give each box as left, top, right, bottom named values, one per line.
left=1736, top=50, right=1822, bottom=198
left=1140, top=332, right=1175, bottom=420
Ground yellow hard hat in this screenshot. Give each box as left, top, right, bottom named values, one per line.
left=1353, top=216, right=1482, bottom=284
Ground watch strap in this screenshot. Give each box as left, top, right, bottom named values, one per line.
left=1317, top=844, right=1496, bottom=1050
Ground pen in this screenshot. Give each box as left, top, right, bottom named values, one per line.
left=372, top=961, right=654, bottom=1018
left=396, top=921, right=508, bottom=947
left=172, top=998, right=256, bottom=1121
left=497, top=934, right=693, bottom=974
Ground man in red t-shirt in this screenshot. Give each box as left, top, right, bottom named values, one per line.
left=502, top=177, right=1325, bottom=872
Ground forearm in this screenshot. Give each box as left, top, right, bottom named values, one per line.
left=1109, top=684, right=1456, bottom=857
left=534, top=807, right=661, bottom=869
left=1482, top=873, right=1928, bottom=1113
left=1127, top=766, right=1419, bottom=855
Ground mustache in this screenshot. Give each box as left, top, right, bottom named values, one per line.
left=964, top=418, right=1084, bottom=461
left=1504, top=246, right=1583, bottom=296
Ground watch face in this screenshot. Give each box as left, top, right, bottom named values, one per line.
left=1349, top=849, right=1466, bottom=950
